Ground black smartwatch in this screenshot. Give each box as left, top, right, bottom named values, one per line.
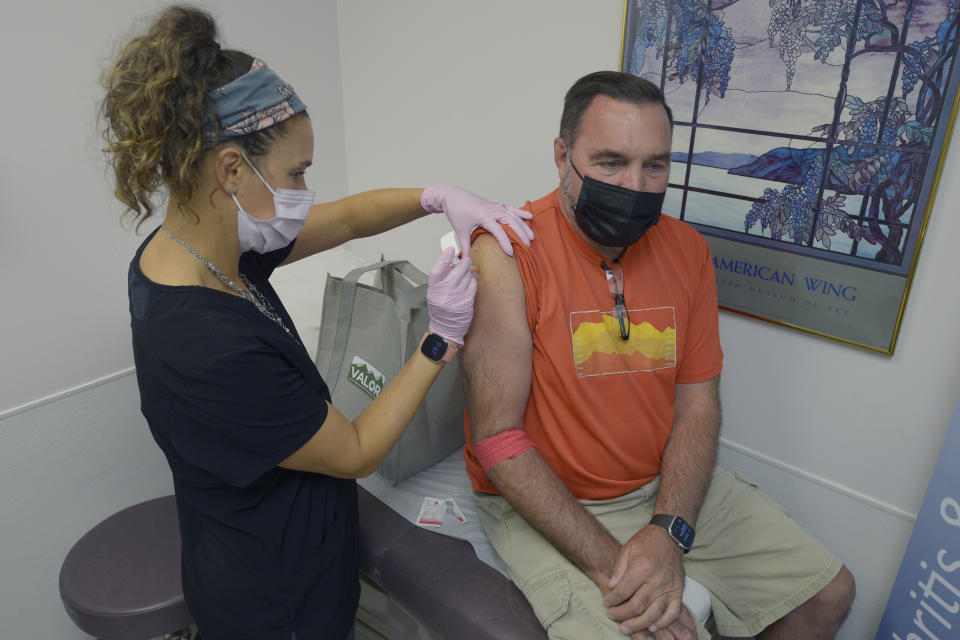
left=419, top=332, right=457, bottom=363
left=649, top=514, right=695, bottom=553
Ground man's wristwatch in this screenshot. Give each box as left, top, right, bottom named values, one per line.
left=419, top=332, right=458, bottom=363
left=649, top=514, right=695, bottom=554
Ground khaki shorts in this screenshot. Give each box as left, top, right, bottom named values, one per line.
left=475, top=467, right=843, bottom=639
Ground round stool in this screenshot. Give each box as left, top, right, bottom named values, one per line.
left=59, top=495, right=194, bottom=640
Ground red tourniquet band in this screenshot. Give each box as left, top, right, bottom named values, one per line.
left=475, top=429, right=536, bottom=474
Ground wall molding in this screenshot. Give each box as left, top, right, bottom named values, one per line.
left=719, top=436, right=917, bottom=523
left=0, top=368, right=136, bottom=423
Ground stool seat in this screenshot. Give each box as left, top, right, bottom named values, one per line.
left=59, top=495, right=193, bottom=640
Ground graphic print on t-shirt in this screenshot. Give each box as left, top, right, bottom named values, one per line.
left=570, top=306, right=676, bottom=377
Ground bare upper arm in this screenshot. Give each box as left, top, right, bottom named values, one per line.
left=461, top=234, right=533, bottom=441
left=281, top=200, right=354, bottom=265
left=279, top=402, right=370, bottom=478
left=674, top=374, right=721, bottom=422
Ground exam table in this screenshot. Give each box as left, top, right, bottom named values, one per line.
left=357, top=485, right=546, bottom=639
left=354, top=447, right=714, bottom=640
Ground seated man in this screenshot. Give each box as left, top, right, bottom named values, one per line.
left=460, top=71, right=855, bottom=640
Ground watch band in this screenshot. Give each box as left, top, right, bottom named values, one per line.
left=649, top=513, right=694, bottom=553
left=439, top=339, right=458, bottom=362
left=419, top=331, right=458, bottom=362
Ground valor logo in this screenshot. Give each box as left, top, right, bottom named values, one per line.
left=348, top=356, right=385, bottom=400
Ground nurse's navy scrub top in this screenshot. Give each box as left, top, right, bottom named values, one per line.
left=128, top=228, right=358, bottom=640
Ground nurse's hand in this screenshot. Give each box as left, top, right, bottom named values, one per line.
left=420, top=183, right=534, bottom=258
left=426, top=247, right=477, bottom=347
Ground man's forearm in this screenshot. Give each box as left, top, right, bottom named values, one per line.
left=488, top=447, right=621, bottom=587
left=653, top=377, right=722, bottom=526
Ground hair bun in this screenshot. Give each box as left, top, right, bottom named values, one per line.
left=100, top=5, right=230, bottom=224
left=162, top=6, right=223, bottom=75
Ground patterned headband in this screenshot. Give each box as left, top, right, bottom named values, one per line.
left=208, top=59, right=307, bottom=142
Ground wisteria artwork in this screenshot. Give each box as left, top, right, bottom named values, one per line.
left=622, top=0, right=960, bottom=353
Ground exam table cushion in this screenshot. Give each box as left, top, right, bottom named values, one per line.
left=357, top=486, right=546, bottom=639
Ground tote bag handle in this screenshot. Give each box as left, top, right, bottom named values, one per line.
left=325, top=260, right=427, bottom=386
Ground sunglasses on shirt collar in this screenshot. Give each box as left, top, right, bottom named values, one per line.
left=601, top=260, right=630, bottom=341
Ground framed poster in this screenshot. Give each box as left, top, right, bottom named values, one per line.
left=621, top=0, right=960, bottom=353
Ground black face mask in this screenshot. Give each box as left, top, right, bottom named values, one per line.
left=569, top=162, right=665, bottom=247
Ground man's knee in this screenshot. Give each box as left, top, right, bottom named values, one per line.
left=762, top=565, right=855, bottom=638
left=810, top=565, right=856, bottom=625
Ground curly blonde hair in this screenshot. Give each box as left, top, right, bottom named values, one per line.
left=101, top=5, right=294, bottom=227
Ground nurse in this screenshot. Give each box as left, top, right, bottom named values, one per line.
left=101, top=6, right=532, bottom=640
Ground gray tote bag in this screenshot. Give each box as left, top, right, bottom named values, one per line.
left=314, top=260, right=466, bottom=484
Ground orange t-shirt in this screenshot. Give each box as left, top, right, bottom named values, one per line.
left=464, top=190, right=723, bottom=500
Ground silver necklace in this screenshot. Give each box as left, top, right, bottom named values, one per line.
left=160, top=225, right=294, bottom=339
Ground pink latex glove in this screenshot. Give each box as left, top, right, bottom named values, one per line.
left=421, top=183, right=534, bottom=257
left=427, top=247, right=478, bottom=347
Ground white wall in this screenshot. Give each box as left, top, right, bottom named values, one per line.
left=336, top=1, right=960, bottom=638
left=337, top=0, right=624, bottom=268
left=0, top=1, right=348, bottom=638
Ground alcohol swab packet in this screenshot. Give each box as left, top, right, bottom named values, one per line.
left=416, top=496, right=447, bottom=527
left=440, top=231, right=462, bottom=265
left=445, top=498, right=467, bottom=524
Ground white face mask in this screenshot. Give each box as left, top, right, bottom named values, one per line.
left=232, top=154, right=315, bottom=253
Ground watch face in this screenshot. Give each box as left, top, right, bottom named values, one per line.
left=670, top=517, right=695, bottom=549
left=421, top=334, right=448, bottom=361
